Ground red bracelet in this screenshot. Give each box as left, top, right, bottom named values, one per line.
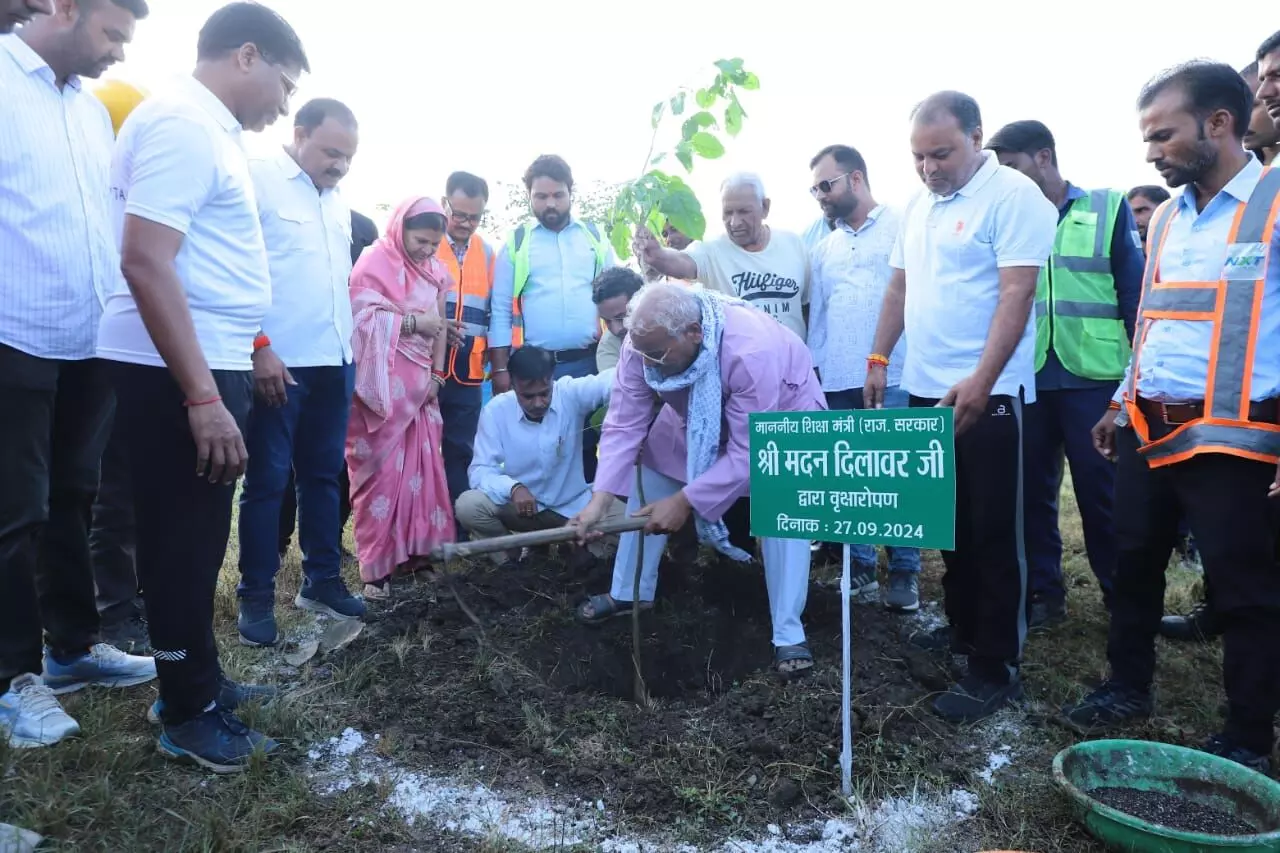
left=183, top=396, right=222, bottom=408
left=1108, top=400, right=1121, bottom=411
left=253, top=334, right=271, bottom=352
left=867, top=353, right=890, bottom=368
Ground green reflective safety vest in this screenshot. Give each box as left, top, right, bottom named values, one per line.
left=1034, top=188, right=1131, bottom=380
left=508, top=220, right=608, bottom=299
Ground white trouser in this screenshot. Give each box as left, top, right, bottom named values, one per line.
left=609, top=466, right=811, bottom=647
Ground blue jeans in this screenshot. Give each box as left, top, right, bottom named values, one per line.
left=237, top=363, right=355, bottom=604
left=553, top=354, right=599, bottom=482
left=823, top=385, right=921, bottom=575
left=1021, top=386, right=1117, bottom=603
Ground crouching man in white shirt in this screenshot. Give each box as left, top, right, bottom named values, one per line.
left=455, top=345, right=622, bottom=569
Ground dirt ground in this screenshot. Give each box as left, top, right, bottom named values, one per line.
left=331, top=547, right=979, bottom=838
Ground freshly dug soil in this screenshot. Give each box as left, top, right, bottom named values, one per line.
left=332, top=550, right=967, bottom=828
left=1089, top=787, right=1258, bottom=836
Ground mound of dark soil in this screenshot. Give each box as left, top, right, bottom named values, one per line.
left=336, top=552, right=964, bottom=829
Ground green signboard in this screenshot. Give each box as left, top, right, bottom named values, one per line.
left=748, top=408, right=956, bottom=550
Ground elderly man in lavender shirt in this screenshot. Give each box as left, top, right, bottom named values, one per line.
left=569, top=283, right=825, bottom=674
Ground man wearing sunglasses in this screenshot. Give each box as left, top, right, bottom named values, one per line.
left=436, top=171, right=495, bottom=527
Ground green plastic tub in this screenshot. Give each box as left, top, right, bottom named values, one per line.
left=1053, top=740, right=1280, bottom=852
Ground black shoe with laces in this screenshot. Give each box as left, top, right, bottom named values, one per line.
left=933, top=673, right=1024, bottom=723
left=1027, top=597, right=1067, bottom=630
left=1202, top=734, right=1273, bottom=774
left=909, top=625, right=976, bottom=656
left=148, top=676, right=279, bottom=725
left=157, top=707, right=279, bottom=774
left=100, top=614, right=152, bottom=655
left=1159, top=600, right=1222, bottom=642
left=1060, top=681, right=1153, bottom=733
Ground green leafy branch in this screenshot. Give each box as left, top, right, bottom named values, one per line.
left=605, top=58, right=760, bottom=260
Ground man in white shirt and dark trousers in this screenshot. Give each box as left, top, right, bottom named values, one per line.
left=0, top=0, right=157, bottom=751
left=98, top=1, right=309, bottom=773
left=456, top=346, right=620, bottom=569
left=807, top=143, right=921, bottom=613
left=236, top=98, right=364, bottom=648
left=867, top=91, right=1058, bottom=722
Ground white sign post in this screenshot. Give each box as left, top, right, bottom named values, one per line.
left=840, top=544, right=852, bottom=797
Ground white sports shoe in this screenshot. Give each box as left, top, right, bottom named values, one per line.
left=0, top=673, right=81, bottom=748
left=42, top=643, right=157, bottom=695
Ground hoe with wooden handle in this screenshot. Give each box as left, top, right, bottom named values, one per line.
left=428, top=516, right=650, bottom=563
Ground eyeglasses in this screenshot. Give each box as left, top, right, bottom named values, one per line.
left=278, top=67, right=299, bottom=99
left=639, top=345, right=674, bottom=366
left=810, top=172, right=850, bottom=197
left=450, top=210, right=483, bottom=225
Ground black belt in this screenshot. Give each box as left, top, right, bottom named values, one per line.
left=552, top=346, right=596, bottom=364
left=1136, top=396, right=1280, bottom=425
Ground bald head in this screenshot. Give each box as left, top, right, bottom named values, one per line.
left=910, top=90, right=986, bottom=196
left=911, top=90, right=983, bottom=135
left=627, top=283, right=705, bottom=377
left=629, top=283, right=700, bottom=338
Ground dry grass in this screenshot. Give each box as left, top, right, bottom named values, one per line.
left=0, top=481, right=1226, bottom=852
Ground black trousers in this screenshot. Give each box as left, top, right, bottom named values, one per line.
left=1108, top=426, right=1280, bottom=754
left=438, top=377, right=484, bottom=532
left=110, top=362, right=252, bottom=722
left=913, top=393, right=1027, bottom=685
left=278, top=466, right=351, bottom=555
left=89, top=392, right=143, bottom=626
left=0, top=346, right=111, bottom=684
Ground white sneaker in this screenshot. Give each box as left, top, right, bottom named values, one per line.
left=42, top=643, right=157, bottom=695
left=0, top=673, right=81, bottom=748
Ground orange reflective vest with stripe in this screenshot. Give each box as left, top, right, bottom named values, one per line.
left=437, top=235, right=496, bottom=385
left=1123, top=166, right=1280, bottom=467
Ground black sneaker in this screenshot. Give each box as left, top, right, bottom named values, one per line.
left=148, top=676, right=280, bottom=725
left=157, top=707, right=279, bottom=774
left=1159, top=601, right=1221, bottom=643
left=238, top=600, right=278, bottom=647
left=883, top=572, right=920, bottom=612
left=100, top=615, right=152, bottom=655
left=295, top=581, right=366, bottom=620
left=1060, top=681, right=1153, bottom=733
left=933, top=673, right=1024, bottom=723
left=1028, top=597, right=1067, bottom=630
left=909, top=625, right=975, bottom=656
left=1202, top=734, right=1273, bottom=774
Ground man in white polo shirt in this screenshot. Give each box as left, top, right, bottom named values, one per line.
left=866, top=90, right=1058, bottom=723
left=633, top=172, right=810, bottom=341
left=0, top=0, right=157, bottom=753
left=235, top=97, right=363, bottom=648
left=97, top=1, right=308, bottom=773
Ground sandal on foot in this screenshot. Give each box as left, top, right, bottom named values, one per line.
left=363, top=582, right=391, bottom=601
left=575, top=593, right=650, bottom=626
left=775, top=643, right=813, bottom=675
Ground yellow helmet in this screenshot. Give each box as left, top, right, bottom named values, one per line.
left=92, top=80, right=148, bottom=137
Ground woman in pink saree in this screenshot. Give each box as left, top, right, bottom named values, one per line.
left=347, top=197, right=456, bottom=596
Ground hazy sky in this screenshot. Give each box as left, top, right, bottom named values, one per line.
left=98, top=1, right=1270, bottom=237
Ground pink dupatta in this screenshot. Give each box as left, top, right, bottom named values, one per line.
left=350, top=198, right=453, bottom=421
left=347, top=197, right=457, bottom=581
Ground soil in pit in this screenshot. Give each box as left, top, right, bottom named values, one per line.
left=1089, top=787, right=1258, bottom=836
left=335, top=550, right=968, bottom=832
